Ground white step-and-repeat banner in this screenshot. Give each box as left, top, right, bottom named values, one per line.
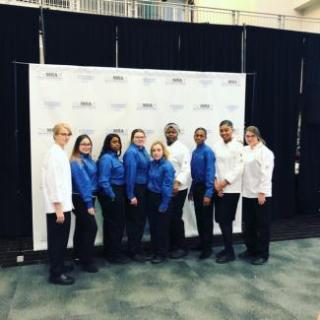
left=29, top=64, right=246, bottom=250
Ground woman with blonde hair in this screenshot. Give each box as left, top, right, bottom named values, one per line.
left=240, top=126, right=274, bottom=265
left=147, top=141, right=175, bottom=264
left=70, top=134, right=98, bottom=273
left=42, top=123, right=74, bottom=285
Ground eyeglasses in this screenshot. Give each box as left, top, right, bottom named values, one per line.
left=58, top=133, right=72, bottom=137
left=134, top=136, right=145, bottom=139
left=245, top=134, right=255, bottom=138
left=80, top=143, right=92, bottom=146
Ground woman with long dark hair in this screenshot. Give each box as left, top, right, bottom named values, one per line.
left=70, top=134, right=98, bottom=273
left=98, top=134, right=129, bottom=264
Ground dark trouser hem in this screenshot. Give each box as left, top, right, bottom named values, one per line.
left=192, top=183, right=213, bottom=251
left=168, top=189, right=187, bottom=250
left=72, top=194, right=97, bottom=265
left=98, top=185, right=126, bottom=258
left=242, top=197, right=271, bottom=258
left=147, top=191, right=170, bottom=257
left=46, top=211, right=71, bottom=277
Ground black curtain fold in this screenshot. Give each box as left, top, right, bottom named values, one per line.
left=0, top=5, right=39, bottom=237
left=245, top=26, right=303, bottom=219
left=178, top=23, right=242, bottom=72
left=43, top=10, right=117, bottom=66
left=297, top=34, right=320, bottom=215
left=117, top=18, right=181, bottom=69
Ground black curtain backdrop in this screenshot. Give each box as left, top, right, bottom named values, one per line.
left=178, top=23, right=242, bottom=72
left=298, top=34, right=320, bottom=215
left=0, top=5, right=39, bottom=237
left=117, top=18, right=181, bottom=69
left=245, top=26, right=303, bottom=219
left=118, top=19, right=242, bottom=72
left=43, top=10, right=117, bottom=66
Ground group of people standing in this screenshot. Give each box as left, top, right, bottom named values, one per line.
left=42, top=121, right=274, bottom=285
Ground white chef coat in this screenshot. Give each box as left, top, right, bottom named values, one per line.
left=167, top=140, right=191, bottom=191
left=214, top=139, right=244, bottom=193
left=242, top=142, right=274, bottom=198
left=42, top=143, right=72, bottom=213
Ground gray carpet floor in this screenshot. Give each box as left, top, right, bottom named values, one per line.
left=1, top=238, right=320, bottom=320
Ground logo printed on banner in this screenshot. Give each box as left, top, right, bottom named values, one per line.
left=199, top=79, right=213, bottom=86
left=143, top=77, right=156, bottom=85
left=78, top=129, right=95, bottom=135
left=193, top=104, right=213, bottom=111
left=38, top=128, right=54, bottom=136
left=110, top=103, right=127, bottom=111
left=105, top=75, right=128, bottom=83
left=77, top=74, right=95, bottom=82
left=72, top=101, right=96, bottom=110
left=108, top=128, right=129, bottom=140
left=39, top=71, right=63, bottom=80
left=169, top=104, right=184, bottom=111
left=222, top=79, right=240, bottom=87
left=144, top=129, right=155, bottom=136
left=43, top=100, right=62, bottom=109
left=226, top=105, right=240, bottom=112
left=137, top=103, right=157, bottom=111
left=166, top=77, right=186, bottom=85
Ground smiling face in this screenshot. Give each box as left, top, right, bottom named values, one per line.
left=79, top=137, right=92, bottom=155
left=245, top=130, right=259, bottom=147
left=132, top=132, right=146, bottom=148
left=194, top=129, right=206, bottom=145
left=219, top=124, right=233, bottom=143
left=54, top=127, right=72, bottom=148
left=165, top=127, right=178, bottom=145
left=110, top=136, right=121, bottom=153
left=151, top=143, right=164, bottom=160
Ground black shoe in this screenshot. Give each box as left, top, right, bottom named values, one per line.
left=170, top=249, right=188, bottom=259
left=190, top=244, right=203, bottom=251
left=49, top=274, right=75, bottom=285
left=251, top=257, right=268, bottom=265
left=63, top=263, right=74, bottom=273
left=143, top=252, right=153, bottom=261
left=216, top=249, right=226, bottom=259
left=151, top=256, right=167, bottom=264
left=130, top=254, right=146, bottom=263
left=216, top=254, right=235, bottom=264
left=238, top=250, right=255, bottom=260
left=82, top=264, right=99, bottom=273
left=107, top=255, right=130, bottom=265
left=73, top=258, right=81, bottom=265
left=199, top=250, right=212, bottom=260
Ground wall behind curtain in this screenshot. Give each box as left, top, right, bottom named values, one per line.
left=0, top=5, right=39, bottom=237
left=245, top=26, right=303, bottom=219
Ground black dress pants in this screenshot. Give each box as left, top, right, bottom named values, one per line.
left=147, top=191, right=170, bottom=258
left=168, top=189, right=187, bottom=250
left=72, top=194, right=98, bottom=265
left=215, top=193, right=240, bottom=255
left=193, top=183, right=214, bottom=251
left=242, top=197, right=272, bottom=259
left=126, top=184, right=147, bottom=255
left=98, top=185, right=126, bottom=258
left=46, top=211, right=71, bottom=277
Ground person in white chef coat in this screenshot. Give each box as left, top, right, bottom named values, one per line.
left=164, top=123, right=190, bottom=259
left=42, top=123, right=75, bottom=285
left=214, top=120, right=243, bottom=264
left=239, top=126, right=274, bottom=265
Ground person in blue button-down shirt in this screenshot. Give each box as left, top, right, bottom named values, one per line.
left=98, top=134, right=129, bottom=264
left=189, top=128, right=216, bottom=260
left=70, top=134, right=98, bottom=273
left=123, top=129, right=150, bottom=262
left=147, top=141, right=175, bottom=264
